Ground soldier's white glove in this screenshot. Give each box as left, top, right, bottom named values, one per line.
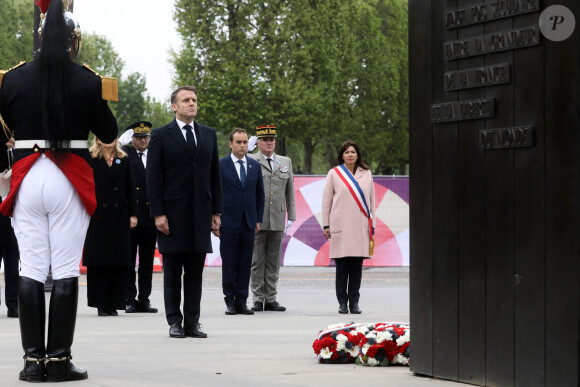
left=118, top=129, right=134, bottom=146
left=248, top=136, right=258, bottom=152
left=285, top=220, right=294, bottom=235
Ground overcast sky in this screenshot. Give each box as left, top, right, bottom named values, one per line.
left=73, top=0, right=180, bottom=102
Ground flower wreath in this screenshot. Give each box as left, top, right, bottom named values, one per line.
left=312, top=322, right=410, bottom=367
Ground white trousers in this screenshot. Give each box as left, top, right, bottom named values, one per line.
left=12, top=155, right=90, bottom=283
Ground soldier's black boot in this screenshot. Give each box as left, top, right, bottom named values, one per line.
left=45, top=278, right=88, bottom=382
left=18, top=277, right=46, bottom=383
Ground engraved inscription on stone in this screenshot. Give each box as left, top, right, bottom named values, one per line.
left=480, top=127, right=533, bottom=149
left=431, top=98, right=495, bottom=123
left=444, top=25, right=540, bottom=60
left=444, top=63, right=511, bottom=91
left=445, top=0, right=540, bottom=29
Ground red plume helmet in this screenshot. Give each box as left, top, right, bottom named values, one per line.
left=35, top=0, right=52, bottom=14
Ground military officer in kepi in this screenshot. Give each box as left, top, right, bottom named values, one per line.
left=119, top=121, right=159, bottom=314
left=248, top=125, right=296, bottom=312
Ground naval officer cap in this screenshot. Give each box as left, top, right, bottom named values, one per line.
left=126, top=121, right=152, bottom=137
left=256, top=125, right=277, bottom=138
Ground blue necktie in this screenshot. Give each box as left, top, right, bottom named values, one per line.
left=237, top=159, right=246, bottom=186
left=183, top=124, right=197, bottom=153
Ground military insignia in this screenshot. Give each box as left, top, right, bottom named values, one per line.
left=82, top=64, right=119, bottom=102
left=279, top=166, right=288, bottom=173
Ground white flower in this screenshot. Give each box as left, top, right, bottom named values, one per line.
left=356, top=326, right=370, bottom=334
left=336, top=334, right=348, bottom=351
left=367, top=358, right=380, bottom=366
left=361, top=343, right=370, bottom=355
left=396, top=353, right=410, bottom=365
left=376, top=331, right=393, bottom=343
left=319, top=347, right=332, bottom=359
left=396, top=331, right=410, bottom=346
left=347, top=345, right=359, bottom=358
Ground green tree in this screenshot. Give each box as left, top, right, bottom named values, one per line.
left=0, top=0, right=34, bottom=69
left=116, top=72, right=148, bottom=131
left=76, top=33, right=124, bottom=79
left=144, top=96, right=175, bottom=130
left=172, top=0, right=408, bottom=174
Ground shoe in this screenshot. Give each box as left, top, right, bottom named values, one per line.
left=225, top=305, right=237, bottom=315
left=98, top=308, right=109, bottom=316
left=264, top=301, right=286, bottom=312
left=338, top=304, right=348, bottom=314
left=45, top=358, right=88, bottom=382
left=349, top=303, right=362, bottom=314
left=125, top=300, right=137, bottom=313
left=136, top=301, right=158, bottom=313
left=235, top=304, right=254, bottom=315
left=108, top=309, right=119, bottom=316
left=184, top=323, right=208, bottom=338
left=19, top=358, right=45, bottom=383
left=251, top=301, right=264, bottom=311
left=7, top=309, right=18, bottom=318
left=169, top=322, right=185, bottom=338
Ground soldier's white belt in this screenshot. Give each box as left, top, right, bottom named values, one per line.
left=15, top=140, right=88, bottom=149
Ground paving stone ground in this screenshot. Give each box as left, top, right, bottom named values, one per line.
left=0, top=267, right=462, bottom=386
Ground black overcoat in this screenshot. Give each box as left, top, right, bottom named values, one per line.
left=122, top=145, right=154, bottom=227
left=146, top=119, right=223, bottom=254
left=83, top=156, right=138, bottom=267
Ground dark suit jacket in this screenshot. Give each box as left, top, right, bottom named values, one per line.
left=219, top=156, right=264, bottom=230
left=146, top=119, right=223, bottom=254
left=83, top=156, right=137, bottom=267
left=122, top=146, right=154, bottom=227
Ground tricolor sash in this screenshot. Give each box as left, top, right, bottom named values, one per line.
left=333, top=164, right=374, bottom=255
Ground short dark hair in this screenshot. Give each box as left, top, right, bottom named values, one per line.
left=170, top=86, right=197, bottom=105
left=337, top=140, right=370, bottom=170
left=229, top=128, right=248, bottom=142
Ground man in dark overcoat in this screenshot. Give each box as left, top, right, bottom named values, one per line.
left=0, top=196, right=19, bottom=318
left=146, top=86, right=223, bottom=339
left=120, top=121, right=158, bottom=314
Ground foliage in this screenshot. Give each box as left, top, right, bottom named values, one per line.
left=172, top=0, right=408, bottom=174
left=76, top=33, right=124, bottom=79
left=77, top=33, right=172, bottom=134
left=0, top=0, right=34, bottom=69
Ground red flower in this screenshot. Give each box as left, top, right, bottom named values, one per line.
left=312, top=336, right=336, bottom=354
left=383, top=341, right=398, bottom=362
left=399, top=342, right=410, bottom=354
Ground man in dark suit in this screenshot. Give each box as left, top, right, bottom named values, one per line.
left=218, top=128, right=264, bottom=315
left=147, top=86, right=222, bottom=339
left=0, top=196, right=19, bottom=318
left=120, top=121, right=158, bottom=314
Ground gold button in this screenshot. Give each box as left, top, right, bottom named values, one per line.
left=136, top=187, right=140, bottom=190
left=34, top=147, right=39, bottom=152
left=270, top=183, right=274, bottom=186
left=270, top=202, right=273, bottom=205
left=270, top=192, right=274, bottom=195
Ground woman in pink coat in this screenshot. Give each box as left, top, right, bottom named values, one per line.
left=322, top=140, right=375, bottom=314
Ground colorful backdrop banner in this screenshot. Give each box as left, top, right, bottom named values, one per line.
left=205, top=176, right=409, bottom=267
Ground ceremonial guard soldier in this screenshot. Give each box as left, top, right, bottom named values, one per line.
left=0, top=0, right=118, bottom=381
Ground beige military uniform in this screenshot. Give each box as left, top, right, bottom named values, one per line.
left=249, top=151, right=296, bottom=303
